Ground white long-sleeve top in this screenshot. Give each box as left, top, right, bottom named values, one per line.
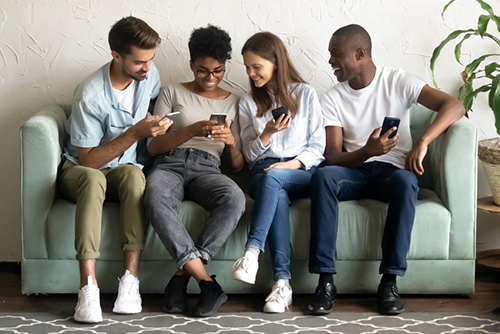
left=239, top=83, right=325, bottom=170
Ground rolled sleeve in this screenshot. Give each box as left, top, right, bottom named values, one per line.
left=69, top=99, right=104, bottom=148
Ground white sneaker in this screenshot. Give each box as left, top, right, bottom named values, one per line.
left=74, top=276, right=103, bottom=323
left=263, top=280, right=293, bottom=313
left=231, top=253, right=259, bottom=284
left=112, top=270, right=142, bottom=314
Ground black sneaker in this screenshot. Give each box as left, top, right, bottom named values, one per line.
left=192, top=275, right=228, bottom=317
left=307, top=282, right=337, bottom=315
left=163, top=274, right=189, bottom=314
left=377, top=281, right=404, bottom=315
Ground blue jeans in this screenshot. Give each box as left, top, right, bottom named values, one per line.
left=308, top=161, right=418, bottom=277
left=247, top=157, right=317, bottom=281
left=144, top=148, right=246, bottom=269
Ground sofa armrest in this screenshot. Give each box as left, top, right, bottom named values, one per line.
left=427, top=116, right=478, bottom=259
left=20, top=105, right=68, bottom=259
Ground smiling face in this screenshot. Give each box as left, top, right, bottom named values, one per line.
left=114, top=45, right=156, bottom=82
left=190, top=56, right=225, bottom=92
left=243, top=51, right=276, bottom=89
left=327, top=35, right=360, bottom=83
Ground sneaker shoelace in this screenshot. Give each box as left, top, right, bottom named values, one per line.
left=118, top=276, right=137, bottom=297
left=265, top=286, right=289, bottom=310
left=83, top=285, right=99, bottom=305
left=234, top=257, right=252, bottom=271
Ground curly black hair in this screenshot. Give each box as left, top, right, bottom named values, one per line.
left=188, top=25, right=232, bottom=63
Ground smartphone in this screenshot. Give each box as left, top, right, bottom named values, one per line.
left=381, top=116, right=400, bottom=139
left=210, top=113, right=227, bottom=125
left=271, top=106, right=289, bottom=121
left=160, top=111, right=180, bottom=120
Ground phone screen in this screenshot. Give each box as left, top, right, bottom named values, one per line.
left=210, top=113, right=227, bottom=125
left=381, top=117, right=400, bottom=139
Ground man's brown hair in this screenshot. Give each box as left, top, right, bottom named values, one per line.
left=108, top=16, right=160, bottom=55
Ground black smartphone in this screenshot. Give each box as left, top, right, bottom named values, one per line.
left=381, top=116, right=400, bottom=139
left=210, top=113, right=227, bottom=125
left=271, top=106, right=289, bottom=121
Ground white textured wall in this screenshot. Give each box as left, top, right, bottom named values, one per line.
left=1, top=0, right=497, bottom=261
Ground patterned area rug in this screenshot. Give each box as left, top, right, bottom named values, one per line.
left=1, top=312, right=500, bottom=333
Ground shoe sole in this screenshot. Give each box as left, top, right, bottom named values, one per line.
left=112, top=308, right=142, bottom=315
left=378, top=307, right=405, bottom=315
left=263, top=300, right=292, bottom=313
left=192, top=293, right=228, bottom=317
left=307, top=299, right=336, bottom=315
left=231, top=271, right=256, bottom=284
left=74, top=315, right=103, bottom=323
left=163, top=305, right=187, bottom=314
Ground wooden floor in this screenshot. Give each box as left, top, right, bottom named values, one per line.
left=1, top=263, right=499, bottom=315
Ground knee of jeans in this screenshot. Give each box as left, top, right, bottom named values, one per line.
left=222, top=185, right=246, bottom=212
left=119, top=166, right=146, bottom=195
left=78, top=168, right=106, bottom=195
left=392, top=170, right=419, bottom=196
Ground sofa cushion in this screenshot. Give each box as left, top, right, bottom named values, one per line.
left=47, top=188, right=450, bottom=262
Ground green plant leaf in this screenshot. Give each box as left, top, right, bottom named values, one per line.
left=476, top=0, right=500, bottom=33
left=454, top=33, right=476, bottom=63
left=441, top=0, right=456, bottom=18
left=489, top=74, right=500, bottom=134
left=478, top=15, right=490, bottom=36
left=459, top=82, right=474, bottom=115
left=486, top=63, right=500, bottom=77
left=465, top=53, right=500, bottom=74
left=430, top=29, right=477, bottom=87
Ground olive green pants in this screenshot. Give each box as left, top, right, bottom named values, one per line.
left=59, top=160, right=146, bottom=261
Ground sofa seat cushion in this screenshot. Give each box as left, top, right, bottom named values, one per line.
left=48, top=188, right=450, bottom=262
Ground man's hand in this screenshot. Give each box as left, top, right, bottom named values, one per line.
left=363, top=126, right=398, bottom=157
left=209, top=120, right=236, bottom=146
left=405, top=142, right=427, bottom=175
left=264, top=159, right=303, bottom=171
left=130, top=115, right=172, bottom=139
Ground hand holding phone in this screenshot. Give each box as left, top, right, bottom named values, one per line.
left=160, top=111, right=180, bottom=121
left=271, top=106, right=289, bottom=121
left=210, top=113, right=227, bottom=125
left=381, top=116, right=400, bottom=139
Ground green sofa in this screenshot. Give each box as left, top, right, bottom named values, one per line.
left=20, top=104, right=477, bottom=295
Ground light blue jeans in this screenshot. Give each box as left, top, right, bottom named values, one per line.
left=144, top=148, right=246, bottom=269
left=246, top=157, right=317, bottom=281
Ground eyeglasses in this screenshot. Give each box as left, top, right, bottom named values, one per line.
left=195, top=68, right=226, bottom=79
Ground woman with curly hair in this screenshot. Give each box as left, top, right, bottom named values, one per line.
left=144, top=25, right=245, bottom=317
left=231, top=32, right=325, bottom=313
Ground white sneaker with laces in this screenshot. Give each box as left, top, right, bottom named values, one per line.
left=112, top=270, right=142, bottom=314
left=74, top=276, right=103, bottom=323
left=231, top=253, right=259, bottom=284
left=263, top=279, right=293, bottom=313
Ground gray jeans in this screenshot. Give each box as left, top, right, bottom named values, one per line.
left=144, top=148, right=246, bottom=269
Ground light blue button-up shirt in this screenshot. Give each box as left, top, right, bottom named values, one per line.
left=64, top=61, right=161, bottom=169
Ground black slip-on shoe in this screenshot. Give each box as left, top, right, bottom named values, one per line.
left=163, top=274, right=189, bottom=314
left=192, top=275, right=228, bottom=317
left=307, top=282, right=337, bottom=315
left=377, top=281, right=405, bottom=315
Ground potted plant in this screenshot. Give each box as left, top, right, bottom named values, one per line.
left=430, top=0, right=500, bottom=204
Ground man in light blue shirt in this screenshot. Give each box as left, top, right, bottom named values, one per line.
left=59, top=16, right=171, bottom=323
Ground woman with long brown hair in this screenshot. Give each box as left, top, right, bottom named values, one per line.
left=231, top=32, right=325, bottom=313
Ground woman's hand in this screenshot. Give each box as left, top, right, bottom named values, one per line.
left=186, top=119, right=219, bottom=138
left=209, top=120, right=236, bottom=146
left=260, top=114, right=291, bottom=147
left=264, top=158, right=303, bottom=170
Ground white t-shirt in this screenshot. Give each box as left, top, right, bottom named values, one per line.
left=321, top=66, right=426, bottom=169
left=113, top=80, right=136, bottom=114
